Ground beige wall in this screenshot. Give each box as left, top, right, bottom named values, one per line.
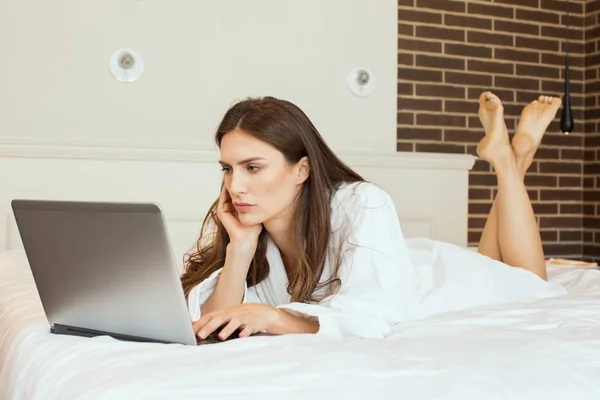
left=0, top=0, right=397, bottom=153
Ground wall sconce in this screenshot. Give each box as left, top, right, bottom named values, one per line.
left=347, top=67, right=376, bottom=98
left=109, top=48, right=144, bottom=83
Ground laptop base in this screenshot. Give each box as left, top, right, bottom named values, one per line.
left=51, top=323, right=172, bottom=344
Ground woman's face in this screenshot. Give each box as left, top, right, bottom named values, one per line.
left=218, top=129, right=308, bottom=227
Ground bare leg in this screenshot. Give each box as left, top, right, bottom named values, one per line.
left=475, top=93, right=560, bottom=281
left=476, top=95, right=549, bottom=262
left=476, top=92, right=507, bottom=262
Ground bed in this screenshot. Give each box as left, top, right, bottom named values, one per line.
left=2, top=147, right=600, bottom=400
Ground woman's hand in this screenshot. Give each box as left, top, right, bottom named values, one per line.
left=217, top=185, right=263, bottom=256
left=193, top=303, right=280, bottom=340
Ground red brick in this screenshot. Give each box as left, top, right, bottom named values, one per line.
left=398, top=98, right=443, bottom=112
left=398, top=23, right=414, bottom=36
left=540, top=230, right=559, bottom=242
left=516, top=9, right=560, bottom=24
left=398, top=52, right=414, bottom=66
left=397, top=127, right=442, bottom=141
left=445, top=100, right=479, bottom=114
left=446, top=71, right=492, bottom=86
left=524, top=174, right=558, bottom=187
left=415, top=84, right=465, bottom=99
left=396, top=141, right=415, bottom=152
left=468, top=60, right=514, bottom=75
left=416, top=0, right=465, bottom=12
left=416, top=55, right=465, bottom=70
left=444, top=130, right=484, bottom=143
left=561, top=149, right=584, bottom=160
left=398, top=83, right=413, bottom=95
left=541, top=0, right=583, bottom=13
left=540, top=217, right=583, bottom=229
left=446, top=43, right=492, bottom=59
left=544, top=244, right=583, bottom=257
left=468, top=3, right=514, bottom=19
left=542, top=53, right=584, bottom=68
left=532, top=203, right=559, bottom=214
left=416, top=114, right=467, bottom=127
left=445, top=14, right=491, bottom=30
left=561, top=204, right=583, bottom=214
left=469, top=202, right=492, bottom=214
left=398, top=38, right=442, bottom=53
left=470, top=188, right=492, bottom=200
left=542, top=25, right=584, bottom=41
left=516, top=64, right=560, bottom=79
left=398, top=9, right=442, bottom=24
left=495, top=0, right=539, bottom=8
left=468, top=217, right=488, bottom=229
left=540, top=189, right=582, bottom=201
left=416, top=26, right=465, bottom=42
left=398, top=67, right=443, bottom=82
left=467, top=31, right=513, bottom=47
left=416, top=143, right=465, bottom=153
left=538, top=161, right=582, bottom=174
left=534, top=147, right=561, bottom=160
left=562, top=14, right=586, bottom=28
left=397, top=112, right=414, bottom=125
left=560, top=231, right=583, bottom=242
left=516, top=36, right=560, bottom=52
left=468, top=230, right=482, bottom=244
left=469, top=173, right=497, bottom=186
left=495, top=20, right=539, bottom=36
left=495, top=76, right=540, bottom=91
left=559, top=176, right=582, bottom=187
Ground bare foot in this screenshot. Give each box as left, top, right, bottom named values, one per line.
left=512, top=95, right=561, bottom=165
left=476, top=91, right=512, bottom=165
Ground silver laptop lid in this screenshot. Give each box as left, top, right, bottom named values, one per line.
left=11, top=199, right=197, bottom=346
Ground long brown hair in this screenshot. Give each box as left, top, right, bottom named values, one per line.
left=181, top=96, right=364, bottom=302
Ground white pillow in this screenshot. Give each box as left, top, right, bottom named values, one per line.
left=401, top=238, right=567, bottom=321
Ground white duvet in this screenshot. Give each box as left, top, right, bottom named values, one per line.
left=2, top=241, right=600, bottom=400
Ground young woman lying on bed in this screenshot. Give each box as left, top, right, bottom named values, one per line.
left=180, top=92, right=562, bottom=341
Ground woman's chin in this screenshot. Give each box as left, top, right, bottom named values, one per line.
left=238, top=213, right=263, bottom=226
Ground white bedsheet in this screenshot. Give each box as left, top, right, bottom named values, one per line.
left=2, top=248, right=600, bottom=400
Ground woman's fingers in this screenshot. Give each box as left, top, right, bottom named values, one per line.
left=218, top=318, right=243, bottom=340
left=192, top=312, right=215, bottom=334
left=197, top=314, right=228, bottom=339
left=238, top=326, right=254, bottom=338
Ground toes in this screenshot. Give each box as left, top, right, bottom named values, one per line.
left=480, top=91, right=499, bottom=103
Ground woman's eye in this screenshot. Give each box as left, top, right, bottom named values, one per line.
left=221, top=167, right=231, bottom=174
left=247, top=165, right=261, bottom=173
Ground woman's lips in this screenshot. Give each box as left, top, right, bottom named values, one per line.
left=233, top=202, right=255, bottom=212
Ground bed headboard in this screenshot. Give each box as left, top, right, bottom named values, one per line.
left=0, top=142, right=476, bottom=265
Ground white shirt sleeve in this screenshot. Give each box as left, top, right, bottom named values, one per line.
left=185, top=220, right=263, bottom=322
left=276, top=183, right=417, bottom=339
left=187, top=269, right=264, bottom=321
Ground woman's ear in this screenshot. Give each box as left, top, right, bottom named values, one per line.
left=296, top=156, right=310, bottom=184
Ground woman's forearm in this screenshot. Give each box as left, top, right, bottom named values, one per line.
left=267, top=309, right=320, bottom=335
left=200, top=245, right=253, bottom=315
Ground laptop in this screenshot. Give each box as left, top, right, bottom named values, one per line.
left=11, top=199, right=202, bottom=346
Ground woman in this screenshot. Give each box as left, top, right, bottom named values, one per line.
left=181, top=92, right=562, bottom=341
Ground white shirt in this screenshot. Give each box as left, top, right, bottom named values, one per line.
left=187, top=182, right=418, bottom=339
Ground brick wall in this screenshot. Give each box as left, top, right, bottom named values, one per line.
left=397, top=0, right=599, bottom=260
left=585, top=1, right=600, bottom=259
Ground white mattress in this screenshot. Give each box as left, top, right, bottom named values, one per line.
left=2, top=248, right=600, bottom=400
